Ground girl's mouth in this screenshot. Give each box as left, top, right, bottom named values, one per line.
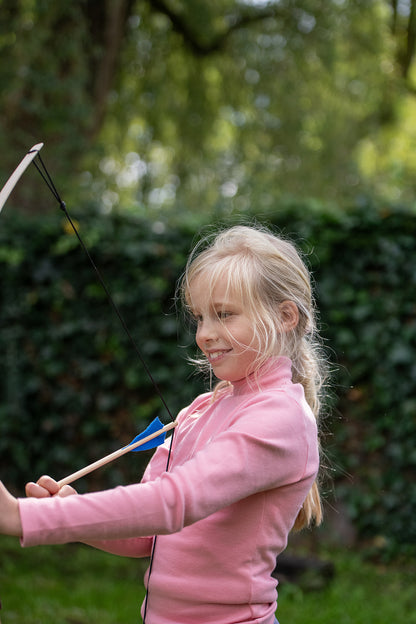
left=207, top=350, right=231, bottom=363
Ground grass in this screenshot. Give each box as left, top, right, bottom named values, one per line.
left=1, top=537, right=415, bottom=623
left=277, top=547, right=416, bottom=624
left=0, top=537, right=147, bottom=623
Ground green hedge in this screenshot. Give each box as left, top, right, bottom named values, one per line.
left=268, top=203, right=416, bottom=558
left=1, top=202, right=415, bottom=557
left=0, top=210, right=203, bottom=491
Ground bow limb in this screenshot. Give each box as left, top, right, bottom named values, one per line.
left=0, top=143, right=44, bottom=212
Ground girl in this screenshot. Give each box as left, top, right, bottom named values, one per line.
left=0, top=224, right=326, bottom=624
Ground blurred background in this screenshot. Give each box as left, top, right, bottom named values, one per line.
left=0, top=0, right=415, bottom=588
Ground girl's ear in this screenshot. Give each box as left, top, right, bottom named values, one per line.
left=278, top=300, right=299, bottom=332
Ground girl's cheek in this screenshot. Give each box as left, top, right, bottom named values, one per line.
left=195, top=328, right=205, bottom=349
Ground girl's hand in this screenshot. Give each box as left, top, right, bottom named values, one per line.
left=0, top=481, right=22, bottom=537
left=25, top=475, right=77, bottom=498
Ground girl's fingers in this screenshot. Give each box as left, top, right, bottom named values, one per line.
left=25, top=476, right=77, bottom=498
left=25, top=481, right=53, bottom=498
left=37, top=475, right=60, bottom=494
left=25, top=475, right=60, bottom=498
left=58, top=484, right=77, bottom=497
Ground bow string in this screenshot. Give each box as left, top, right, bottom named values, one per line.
left=1, top=144, right=178, bottom=622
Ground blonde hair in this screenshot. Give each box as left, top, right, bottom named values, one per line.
left=180, top=224, right=326, bottom=530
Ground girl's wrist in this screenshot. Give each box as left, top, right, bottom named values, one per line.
left=0, top=482, right=23, bottom=537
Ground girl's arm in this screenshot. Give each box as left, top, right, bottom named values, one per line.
left=84, top=536, right=153, bottom=558
left=25, top=475, right=153, bottom=558
left=0, top=482, right=22, bottom=537
left=17, top=393, right=318, bottom=548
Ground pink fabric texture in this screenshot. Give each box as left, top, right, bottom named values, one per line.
left=19, top=357, right=319, bottom=623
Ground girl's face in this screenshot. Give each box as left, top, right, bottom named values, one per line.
left=189, top=273, right=262, bottom=382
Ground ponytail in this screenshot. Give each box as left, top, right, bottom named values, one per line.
left=291, top=336, right=326, bottom=530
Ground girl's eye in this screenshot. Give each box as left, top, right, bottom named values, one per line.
left=217, top=311, right=232, bottom=320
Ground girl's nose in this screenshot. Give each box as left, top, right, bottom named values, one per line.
left=196, top=318, right=218, bottom=344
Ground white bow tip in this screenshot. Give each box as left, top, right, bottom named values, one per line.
left=29, top=142, right=44, bottom=153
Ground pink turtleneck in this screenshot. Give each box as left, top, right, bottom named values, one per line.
left=18, top=357, right=319, bottom=624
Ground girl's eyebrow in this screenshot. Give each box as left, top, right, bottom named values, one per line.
left=189, top=299, right=237, bottom=316
left=212, top=300, right=237, bottom=309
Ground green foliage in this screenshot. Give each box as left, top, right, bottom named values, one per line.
left=0, top=208, right=203, bottom=492
left=101, top=0, right=392, bottom=211
left=263, top=201, right=416, bottom=558
left=0, top=1, right=93, bottom=206
left=1, top=200, right=415, bottom=558
left=1, top=0, right=409, bottom=212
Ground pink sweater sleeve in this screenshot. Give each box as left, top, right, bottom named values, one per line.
left=19, top=392, right=317, bottom=548
left=78, top=435, right=174, bottom=557
left=83, top=536, right=153, bottom=557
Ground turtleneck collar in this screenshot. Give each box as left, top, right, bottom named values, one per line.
left=230, top=356, right=293, bottom=396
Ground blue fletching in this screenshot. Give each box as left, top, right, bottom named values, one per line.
left=129, top=417, right=166, bottom=451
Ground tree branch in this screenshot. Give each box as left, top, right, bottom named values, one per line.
left=148, top=0, right=286, bottom=55
left=84, top=0, right=136, bottom=138
left=402, top=0, right=416, bottom=78
left=390, top=0, right=398, bottom=35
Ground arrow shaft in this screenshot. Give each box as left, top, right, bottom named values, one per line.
left=57, top=420, right=177, bottom=487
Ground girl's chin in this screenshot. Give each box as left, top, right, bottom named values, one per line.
left=211, top=366, right=246, bottom=383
